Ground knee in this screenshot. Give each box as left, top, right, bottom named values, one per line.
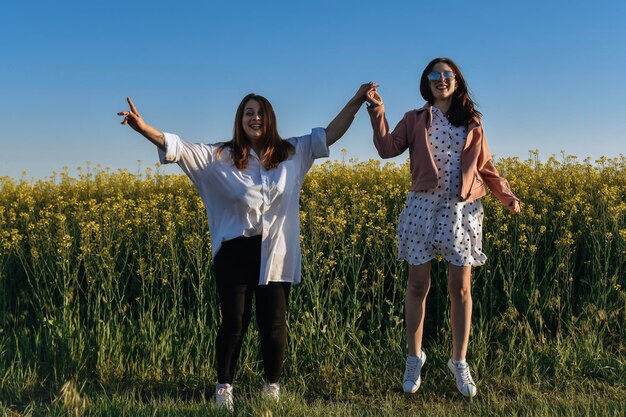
left=221, top=311, right=252, bottom=336
left=257, top=311, right=287, bottom=336
left=448, top=284, right=472, bottom=304
left=407, top=277, right=430, bottom=300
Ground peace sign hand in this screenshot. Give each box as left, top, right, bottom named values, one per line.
left=117, top=97, right=147, bottom=133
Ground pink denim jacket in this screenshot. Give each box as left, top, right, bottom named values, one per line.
left=368, top=103, right=519, bottom=207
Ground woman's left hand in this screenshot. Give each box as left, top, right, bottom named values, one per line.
left=354, top=82, right=380, bottom=104
left=325, top=82, right=380, bottom=146
left=509, top=200, right=521, bottom=214
left=364, top=83, right=383, bottom=107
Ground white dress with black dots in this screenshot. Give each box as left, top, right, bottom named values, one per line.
left=397, top=107, right=487, bottom=267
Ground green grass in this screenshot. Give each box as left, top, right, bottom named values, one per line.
left=3, top=380, right=626, bottom=416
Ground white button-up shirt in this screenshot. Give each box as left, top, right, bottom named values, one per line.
left=158, top=128, right=329, bottom=285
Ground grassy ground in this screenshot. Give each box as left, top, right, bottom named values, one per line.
left=2, top=380, right=626, bottom=416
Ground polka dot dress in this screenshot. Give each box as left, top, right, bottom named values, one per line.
left=397, top=107, right=487, bottom=267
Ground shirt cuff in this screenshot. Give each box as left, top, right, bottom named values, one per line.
left=311, top=127, right=329, bottom=159
left=157, top=132, right=179, bottom=164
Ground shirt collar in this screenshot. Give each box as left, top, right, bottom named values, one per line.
left=417, top=102, right=481, bottom=128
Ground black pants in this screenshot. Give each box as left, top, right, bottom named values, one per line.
left=213, top=235, right=291, bottom=384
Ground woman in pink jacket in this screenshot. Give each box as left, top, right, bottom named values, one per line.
left=365, top=58, right=520, bottom=398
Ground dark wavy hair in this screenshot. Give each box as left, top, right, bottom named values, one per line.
left=218, top=94, right=295, bottom=170
left=419, top=57, right=481, bottom=127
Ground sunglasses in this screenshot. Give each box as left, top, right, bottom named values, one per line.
left=427, top=71, right=456, bottom=81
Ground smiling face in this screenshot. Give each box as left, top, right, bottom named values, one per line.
left=428, top=62, right=457, bottom=102
left=241, top=99, right=265, bottom=142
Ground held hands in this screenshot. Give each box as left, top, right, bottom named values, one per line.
left=353, top=82, right=383, bottom=107
left=364, top=82, right=383, bottom=107
left=117, top=97, right=146, bottom=133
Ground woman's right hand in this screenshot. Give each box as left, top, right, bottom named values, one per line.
left=117, top=97, right=166, bottom=150
left=365, top=84, right=383, bottom=107
left=117, top=97, right=147, bottom=133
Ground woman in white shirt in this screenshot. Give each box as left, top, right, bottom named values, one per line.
left=117, top=83, right=376, bottom=410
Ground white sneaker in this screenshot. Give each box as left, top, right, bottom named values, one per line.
left=448, top=359, right=477, bottom=398
left=402, top=351, right=426, bottom=393
left=263, top=382, right=280, bottom=400
left=215, top=383, right=234, bottom=411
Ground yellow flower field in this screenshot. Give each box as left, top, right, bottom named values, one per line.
left=1, top=154, right=625, bottom=401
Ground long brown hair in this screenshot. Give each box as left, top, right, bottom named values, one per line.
left=218, top=93, right=295, bottom=170
left=419, top=57, right=482, bottom=127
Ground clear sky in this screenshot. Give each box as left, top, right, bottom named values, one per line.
left=1, top=0, right=625, bottom=179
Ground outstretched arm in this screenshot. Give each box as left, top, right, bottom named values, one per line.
left=117, top=97, right=166, bottom=150
left=325, top=82, right=378, bottom=147
left=364, top=87, right=411, bottom=158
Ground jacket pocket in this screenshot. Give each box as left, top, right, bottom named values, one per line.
left=471, top=173, right=485, bottom=191
left=463, top=173, right=485, bottom=201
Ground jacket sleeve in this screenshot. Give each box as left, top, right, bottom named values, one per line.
left=367, top=104, right=409, bottom=158
left=477, top=130, right=520, bottom=207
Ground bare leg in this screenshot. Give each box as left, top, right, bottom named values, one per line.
left=405, top=262, right=431, bottom=356
left=448, top=264, right=472, bottom=361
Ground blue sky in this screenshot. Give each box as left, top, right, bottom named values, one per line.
left=1, top=0, right=625, bottom=179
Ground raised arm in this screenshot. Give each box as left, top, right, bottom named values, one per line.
left=117, top=97, right=166, bottom=150
left=325, top=82, right=378, bottom=147
left=364, top=89, right=411, bottom=158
